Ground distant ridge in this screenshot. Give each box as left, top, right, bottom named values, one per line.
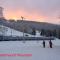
left=0, top=19, right=60, bottom=34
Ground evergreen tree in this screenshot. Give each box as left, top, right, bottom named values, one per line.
left=43, top=30, right=52, bottom=37
left=41, top=29, right=46, bottom=36
left=52, top=30, right=57, bottom=37
left=57, top=30, right=60, bottom=39
left=32, top=28, right=36, bottom=35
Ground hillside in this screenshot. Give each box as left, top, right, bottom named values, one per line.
left=0, top=19, right=60, bottom=34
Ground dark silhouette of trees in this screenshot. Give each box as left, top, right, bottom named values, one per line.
left=52, top=30, right=57, bottom=37
left=41, top=29, right=46, bottom=36
left=45, top=30, right=52, bottom=37
left=57, top=30, right=60, bottom=39
left=32, top=28, right=36, bottom=35
left=40, top=29, right=59, bottom=39
left=9, top=19, right=16, bottom=22
left=41, top=29, right=52, bottom=37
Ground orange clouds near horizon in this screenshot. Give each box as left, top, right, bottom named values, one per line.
left=3, top=9, right=46, bottom=22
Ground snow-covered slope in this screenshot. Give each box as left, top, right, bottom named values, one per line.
left=0, top=25, right=35, bottom=37
left=0, top=25, right=60, bottom=60
left=0, top=39, right=60, bottom=60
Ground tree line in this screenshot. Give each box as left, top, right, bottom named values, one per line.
left=32, top=28, right=60, bottom=39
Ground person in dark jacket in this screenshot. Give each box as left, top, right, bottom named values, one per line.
left=43, top=40, right=45, bottom=48
left=49, top=40, right=52, bottom=48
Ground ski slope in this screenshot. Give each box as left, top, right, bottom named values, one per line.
left=0, top=25, right=60, bottom=60
left=0, top=39, right=60, bottom=60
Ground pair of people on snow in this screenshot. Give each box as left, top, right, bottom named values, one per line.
left=43, top=40, right=52, bottom=48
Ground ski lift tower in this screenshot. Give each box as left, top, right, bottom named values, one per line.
left=21, top=16, right=25, bottom=43
left=21, top=16, right=24, bottom=37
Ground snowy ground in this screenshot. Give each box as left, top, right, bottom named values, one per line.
left=0, top=38, right=60, bottom=60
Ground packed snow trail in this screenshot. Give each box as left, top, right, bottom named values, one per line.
left=0, top=40, right=60, bottom=60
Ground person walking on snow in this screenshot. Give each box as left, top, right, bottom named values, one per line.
left=49, top=40, right=52, bottom=48
left=43, top=40, right=45, bottom=48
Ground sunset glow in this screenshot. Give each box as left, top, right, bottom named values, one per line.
left=0, top=0, right=60, bottom=24
left=4, top=9, right=45, bottom=22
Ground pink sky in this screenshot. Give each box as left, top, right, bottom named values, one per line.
left=0, top=0, right=60, bottom=24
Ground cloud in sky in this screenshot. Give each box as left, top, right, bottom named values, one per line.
left=0, top=0, right=60, bottom=24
